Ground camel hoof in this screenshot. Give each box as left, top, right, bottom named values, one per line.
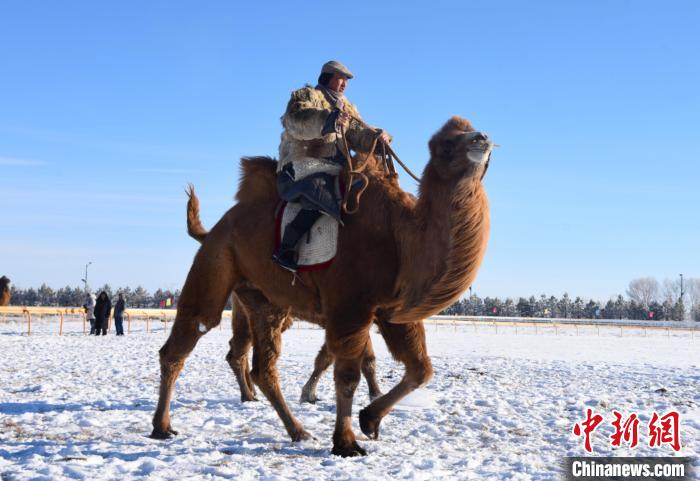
left=299, top=392, right=318, bottom=404
left=359, top=407, right=381, bottom=440
left=150, top=427, right=176, bottom=440
left=331, top=440, right=367, bottom=457
left=290, top=428, right=313, bottom=442
left=240, top=395, right=258, bottom=403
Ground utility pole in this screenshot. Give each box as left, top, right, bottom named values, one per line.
left=81, top=262, right=92, bottom=292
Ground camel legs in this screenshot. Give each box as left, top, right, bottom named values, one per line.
left=358, top=320, right=432, bottom=440
left=361, top=338, right=383, bottom=401
left=300, top=338, right=382, bottom=404
left=226, top=299, right=257, bottom=402
left=299, top=342, right=332, bottom=404
left=151, top=247, right=235, bottom=439
left=237, top=289, right=311, bottom=442
left=326, top=308, right=374, bottom=457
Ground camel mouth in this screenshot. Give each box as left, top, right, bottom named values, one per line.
left=461, top=131, right=493, bottom=165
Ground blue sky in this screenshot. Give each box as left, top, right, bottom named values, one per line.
left=1, top=1, right=698, bottom=301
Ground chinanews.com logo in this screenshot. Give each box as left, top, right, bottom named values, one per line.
left=564, top=457, right=691, bottom=480
left=565, top=408, right=694, bottom=480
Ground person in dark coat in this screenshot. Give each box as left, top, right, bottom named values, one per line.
left=113, top=292, right=126, bottom=336
left=94, top=291, right=112, bottom=336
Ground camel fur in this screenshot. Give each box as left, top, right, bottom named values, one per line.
left=185, top=185, right=382, bottom=404
left=151, top=116, right=492, bottom=456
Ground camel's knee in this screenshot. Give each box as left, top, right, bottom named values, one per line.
left=158, top=337, right=193, bottom=366
left=250, top=347, right=279, bottom=387
left=335, top=361, right=362, bottom=397
left=408, top=358, right=433, bottom=388
left=361, top=350, right=376, bottom=367
left=225, top=348, right=247, bottom=370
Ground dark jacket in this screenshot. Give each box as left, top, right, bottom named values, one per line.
left=94, top=292, right=112, bottom=323
left=114, top=298, right=126, bottom=317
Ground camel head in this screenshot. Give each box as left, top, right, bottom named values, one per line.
left=427, top=116, right=493, bottom=182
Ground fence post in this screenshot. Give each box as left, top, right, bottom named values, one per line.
left=26, top=310, right=32, bottom=336
left=59, top=312, right=64, bottom=336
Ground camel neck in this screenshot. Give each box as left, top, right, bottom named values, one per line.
left=393, top=173, right=489, bottom=324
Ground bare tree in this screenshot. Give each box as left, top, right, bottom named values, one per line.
left=626, top=277, right=659, bottom=309
left=685, top=278, right=700, bottom=321
left=662, top=278, right=681, bottom=304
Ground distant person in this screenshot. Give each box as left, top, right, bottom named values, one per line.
left=113, top=292, right=126, bottom=336
left=83, top=291, right=97, bottom=335
left=94, top=291, right=112, bottom=336
left=0, top=276, right=11, bottom=306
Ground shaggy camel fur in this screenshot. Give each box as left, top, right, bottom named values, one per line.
left=0, top=276, right=10, bottom=306
left=151, top=116, right=492, bottom=456
left=185, top=191, right=383, bottom=403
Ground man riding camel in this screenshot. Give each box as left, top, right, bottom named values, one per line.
left=272, top=60, right=391, bottom=272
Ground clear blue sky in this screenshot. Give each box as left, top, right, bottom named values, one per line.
left=1, top=1, right=698, bottom=301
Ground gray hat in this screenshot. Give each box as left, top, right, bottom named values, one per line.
left=321, top=60, right=354, bottom=79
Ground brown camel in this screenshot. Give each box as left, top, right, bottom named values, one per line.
left=185, top=189, right=383, bottom=404
left=0, top=276, right=11, bottom=306
left=151, top=116, right=492, bottom=456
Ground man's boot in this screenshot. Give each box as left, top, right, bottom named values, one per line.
left=272, top=209, right=322, bottom=272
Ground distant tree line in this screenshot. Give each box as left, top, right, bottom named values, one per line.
left=441, top=277, right=699, bottom=322
left=7, top=276, right=699, bottom=321
left=8, top=284, right=182, bottom=309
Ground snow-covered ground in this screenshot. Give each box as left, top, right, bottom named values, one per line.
left=0, top=319, right=698, bottom=480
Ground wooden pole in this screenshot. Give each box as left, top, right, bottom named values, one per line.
left=59, top=312, right=64, bottom=336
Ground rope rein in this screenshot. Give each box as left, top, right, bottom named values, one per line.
left=338, top=114, right=420, bottom=215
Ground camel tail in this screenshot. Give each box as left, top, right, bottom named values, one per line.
left=185, top=184, right=208, bottom=243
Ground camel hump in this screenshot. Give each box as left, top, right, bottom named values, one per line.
left=236, top=156, right=278, bottom=203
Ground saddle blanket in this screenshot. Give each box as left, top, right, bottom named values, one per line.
left=275, top=201, right=339, bottom=271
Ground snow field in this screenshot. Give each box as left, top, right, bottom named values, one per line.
left=0, top=322, right=697, bottom=480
